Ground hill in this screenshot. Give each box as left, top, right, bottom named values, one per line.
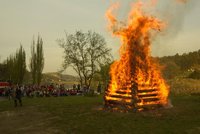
left=158, top=49, right=200, bottom=79
left=42, top=72, right=79, bottom=85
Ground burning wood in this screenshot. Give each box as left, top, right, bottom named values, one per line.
left=104, top=1, right=170, bottom=112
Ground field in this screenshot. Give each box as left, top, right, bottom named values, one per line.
left=0, top=93, right=200, bottom=134
left=169, top=78, right=200, bottom=95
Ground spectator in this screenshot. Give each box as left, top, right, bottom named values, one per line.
left=7, top=87, right=12, bottom=100
left=77, top=84, right=80, bottom=90
left=97, top=82, right=102, bottom=94
left=14, top=85, right=22, bottom=107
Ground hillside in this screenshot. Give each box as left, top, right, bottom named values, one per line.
left=158, top=49, right=200, bottom=79
left=42, top=72, right=79, bottom=85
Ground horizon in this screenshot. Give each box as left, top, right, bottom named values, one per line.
left=0, top=0, right=200, bottom=75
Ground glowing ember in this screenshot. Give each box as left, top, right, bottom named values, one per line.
left=104, top=1, right=170, bottom=111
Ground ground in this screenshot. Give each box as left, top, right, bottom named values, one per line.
left=0, top=94, right=200, bottom=134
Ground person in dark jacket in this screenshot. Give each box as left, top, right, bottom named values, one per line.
left=97, top=82, right=102, bottom=94
left=14, top=86, right=22, bottom=107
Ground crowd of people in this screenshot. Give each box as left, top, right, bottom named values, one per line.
left=1, top=83, right=102, bottom=97
left=3, top=84, right=83, bottom=98
left=0, top=83, right=102, bottom=107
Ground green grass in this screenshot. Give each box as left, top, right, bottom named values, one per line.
left=169, top=78, right=200, bottom=95
left=0, top=94, right=200, bottom=134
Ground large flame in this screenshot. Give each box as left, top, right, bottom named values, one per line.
left=105, top=1, right=169, bottom=110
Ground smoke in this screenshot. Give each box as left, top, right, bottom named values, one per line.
left=151, top=0, right=199, bottom=56
left=106, top=0, right=199, bottom=56
left=108, top=0, right=198, bottom=39
left=156, top=0, right=197, bottom=36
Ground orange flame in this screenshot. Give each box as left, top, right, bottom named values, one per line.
left=105, top=1, right=169, bottom=110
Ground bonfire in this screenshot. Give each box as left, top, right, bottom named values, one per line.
left=104, top=1, right=170, bottom=111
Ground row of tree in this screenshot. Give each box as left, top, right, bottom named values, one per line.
left=1, top=45, right=26, bottom=84
left=0, top=31, right=112, bottom=87
left=0, top=35, right=44, bottom=85
left=2, top=30, right=198, bottom=86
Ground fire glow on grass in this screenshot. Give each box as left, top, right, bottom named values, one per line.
left=104, top=1, right=170, bottom=111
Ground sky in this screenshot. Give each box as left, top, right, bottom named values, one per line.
left=0, top=0, right=199, bottom=75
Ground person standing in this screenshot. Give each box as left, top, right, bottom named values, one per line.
left=77, top=84, right=80, bottom=91
left=14, top=85, right=22, bottom=107
left=97, top=82, right=102, bottom=94
left=7, top=87, right=12, bottom=100
left=73, top=84, right=76, bottom=90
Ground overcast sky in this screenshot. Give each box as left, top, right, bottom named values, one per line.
left=0, top=0, right=199, bottom=75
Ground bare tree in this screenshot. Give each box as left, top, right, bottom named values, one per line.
left=58, top=31, right=112, bottom=88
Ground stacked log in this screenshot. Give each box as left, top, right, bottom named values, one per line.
left=104, top=82, right=163, bottom=111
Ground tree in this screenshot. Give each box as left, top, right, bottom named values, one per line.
left=29, top=35, right=44, bottom=85
left=15, top=45, right=26, bottom=84
left=4, top=55, right=15, bottom=82
left=0, top=63, right=7, bottom=81
left=29, top=40, right=37, bottom=84
left=188, top=70, right=200, bottom=79
left=98, top=61, right=113, bottom=91
left=36, top=36, right=44, bottom=85
left=161, top=60, right=180, bottom=79
left=58, top=31, right=112, bottom=88
left=3, top=45, right=26, bottom=84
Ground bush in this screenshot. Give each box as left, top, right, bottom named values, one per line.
left=188, top=69, right=200, bottom=79
left=84, top=89, right=98, bottom=97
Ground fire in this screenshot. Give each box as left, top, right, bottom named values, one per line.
left=104, top=1, right=170, bottom=111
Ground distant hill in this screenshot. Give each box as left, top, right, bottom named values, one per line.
left=42, top=72, right=79, bottom=85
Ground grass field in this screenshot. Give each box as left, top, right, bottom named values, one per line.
left=169, top=78, right=200, bottom=95
left=0, top=94, right=200, bottom=134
